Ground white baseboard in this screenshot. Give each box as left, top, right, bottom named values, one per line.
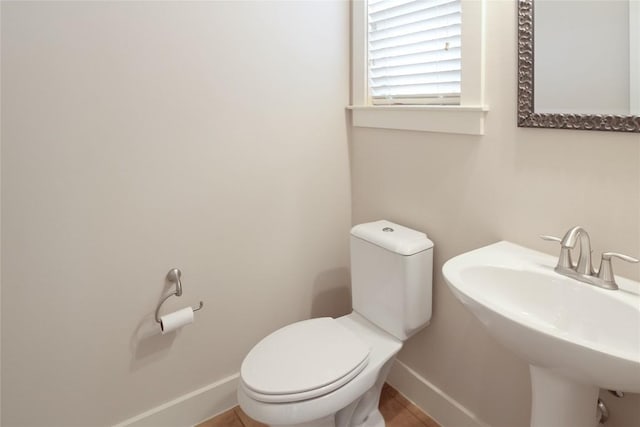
left=387, top=360, right=491, bottom=427
left=114, top=361, right=487, bottom=427
left=114, top=373, right=239, bottom=427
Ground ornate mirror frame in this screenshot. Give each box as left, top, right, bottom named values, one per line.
left=517, top=0, right=640, bottom=132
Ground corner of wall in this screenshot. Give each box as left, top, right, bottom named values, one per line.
left=387, top=360, right=491, bottom=427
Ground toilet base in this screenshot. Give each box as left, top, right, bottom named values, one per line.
left=357, top=409, right=384, bottom=427
left=268, top=397, right=386, bottom=427
left=268, top=410, right=384, bottom=427
left=271, top=415, right=336, bottom=427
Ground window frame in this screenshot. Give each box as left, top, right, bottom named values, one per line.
left=349, top=0, right=488, bottom=135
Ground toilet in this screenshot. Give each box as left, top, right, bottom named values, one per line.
left=237, top=220, right=434, bottom=427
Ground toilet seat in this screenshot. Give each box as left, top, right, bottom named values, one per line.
left=238, top=313, right=404, bottom=426
left=240, top=317, right=371, bottom=403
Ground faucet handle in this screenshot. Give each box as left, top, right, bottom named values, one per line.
left=540, top=235, right=573, bottom=270
left=597, top=252, right=640, bottom=290
left=601, top=252, right=640, bottom=264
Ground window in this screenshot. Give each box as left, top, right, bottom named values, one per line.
left=349, top=0, right=488, bottom=135
left=368, top=0, right=462, bottom=105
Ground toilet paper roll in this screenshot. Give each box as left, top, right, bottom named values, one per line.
left=160, top=307, right=194, bottom=334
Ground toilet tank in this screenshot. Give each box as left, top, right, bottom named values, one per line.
left=350, top=220, right=433, bottom=341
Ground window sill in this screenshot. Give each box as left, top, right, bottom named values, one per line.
left=347, top=105, right=489, bottom=135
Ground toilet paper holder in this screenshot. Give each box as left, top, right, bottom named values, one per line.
left=155, top=268, right=204, bottom=324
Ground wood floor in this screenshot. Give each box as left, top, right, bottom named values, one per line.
left=197, top=384, right=440, bottom=427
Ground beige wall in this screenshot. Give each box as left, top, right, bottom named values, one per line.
left=351, top=1, right=640, bottom=427
left=3, top=1, right=640, bottom=427
left=1, top=1, right=351, bottom=426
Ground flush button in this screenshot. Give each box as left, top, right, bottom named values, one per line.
left=382, top=227, right=394, bottom=232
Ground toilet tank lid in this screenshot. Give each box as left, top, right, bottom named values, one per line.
left=351, top=220, right=433, bottom=256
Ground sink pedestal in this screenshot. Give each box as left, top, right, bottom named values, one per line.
left=530, top=366, right=599, bottom=427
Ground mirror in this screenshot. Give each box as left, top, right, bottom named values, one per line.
left=517, top=0, right=640, bottom=132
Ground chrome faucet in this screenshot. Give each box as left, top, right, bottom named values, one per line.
left=559, top=226, right=593, bottom=275
left=541, top=226, right=639, bottom=290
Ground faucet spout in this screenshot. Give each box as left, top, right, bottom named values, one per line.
left=560, top=226, right=593, bottom=275
left=542, top=226, right=638, bottom=290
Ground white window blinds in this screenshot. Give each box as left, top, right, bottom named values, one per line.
left=368, top=0, right=462, bottom=105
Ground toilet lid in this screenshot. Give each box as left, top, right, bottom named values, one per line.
left=241, top=317, right=370, bottom=402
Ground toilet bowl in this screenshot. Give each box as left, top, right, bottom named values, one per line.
left=237, top=220, right=434, bottom=427
left=238, top=313, right=402, bottom=427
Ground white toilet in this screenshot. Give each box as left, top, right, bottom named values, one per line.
left=237, top=220, right=434, bottom=427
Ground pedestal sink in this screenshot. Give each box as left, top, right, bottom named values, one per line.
left=443, top=241, right=640, bottom=427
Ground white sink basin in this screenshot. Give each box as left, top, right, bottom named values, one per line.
left=443, top=241, right=640, bottom=427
